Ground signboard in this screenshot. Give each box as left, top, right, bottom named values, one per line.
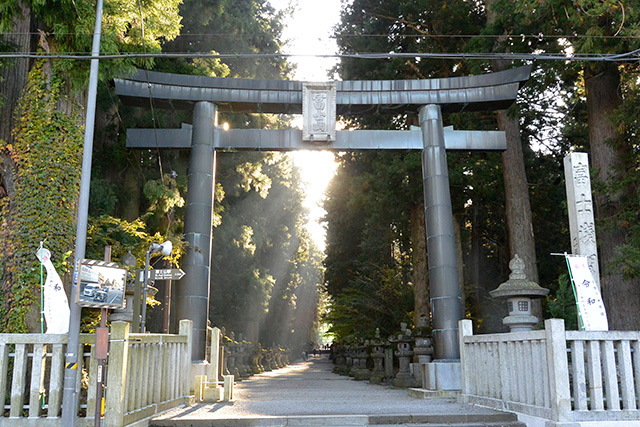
left=566, top=255, right=608, bottom=331
left=302, top=82, right=337, bottom=143
left=76, top=260, right=126, bottom=309
left=137, top=268, right=185, bottom=282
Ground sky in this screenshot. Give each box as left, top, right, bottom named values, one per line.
left=271, top=0, right=342, bottom=81
left=269, top=0, right=343, bottom=250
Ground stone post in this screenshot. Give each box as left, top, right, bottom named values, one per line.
left=178, top=101, right=217, bottom=361
left=458, top=319, right=473, bottom=395
left=104, top=321, right=129, bottom=427
left=222, top=345, right=230, bottom=376
left=564, top=152, right=600, bottom=289
left=209, top=327, right=221, bottom=386
left=223, top=375, right=234, bottom=401
left=545, top=319, right=572, bottom=422
left=179, top=320, right=194, bottom=394
left=419, top=104, right=463, bottom=360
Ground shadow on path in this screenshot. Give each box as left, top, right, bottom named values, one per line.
left=155, top=355, right=503, bottom=421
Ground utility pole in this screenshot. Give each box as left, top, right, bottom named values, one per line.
left=61, top=0, right=103, bottom=424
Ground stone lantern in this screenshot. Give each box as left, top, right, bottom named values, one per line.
left=490, top=254, right=549, bottom=332
left=390, top=323, right=416, bottom=388
left=369, top=329, right=386, bottom=385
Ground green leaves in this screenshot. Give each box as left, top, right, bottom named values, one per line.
left=0, top=62, right=82, bottom=332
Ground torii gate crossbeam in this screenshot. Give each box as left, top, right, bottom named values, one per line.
left=115, top=66, right=531, bottom=366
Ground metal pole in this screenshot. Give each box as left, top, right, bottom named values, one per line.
left=94, top=246, right=111, bottom=427
left=419, top=104, right=463, bottom=360
left=62, top=0, right=103, bottom=424
left=163, top=259, right=172, bottom=334
left=177, top=101, right=217, bottom=361
left=140, top=250, right=151, bottom=333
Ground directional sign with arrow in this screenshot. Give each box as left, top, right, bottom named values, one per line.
left=137, top=268, right=185, bottom=282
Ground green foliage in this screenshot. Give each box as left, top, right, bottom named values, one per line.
left=323, top=151, right=418, bottom=337
left=545, top=274, right=579, bottom=330
left=210, top=152, right=323, bottom=349
left=0, top=0, right=185, bottom=331
left=327, top=0, right=589, bottom=340
left=31, top=0, right=181, bottom=88
left=605, top=65, right=640, bottom=280
left=325, top=266, right=413, bottom=341
left=161, top=0, right=292, bottom=79
left=141, top=174, right=185, bottom=233
left=0, top=62, right=83, bottom=332
left=89, top=178, right=118, bottom=216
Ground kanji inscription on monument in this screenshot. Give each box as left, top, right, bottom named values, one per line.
left=564, top=152, right=600, bottom=290
left=302, top=82, right=336, bottom=142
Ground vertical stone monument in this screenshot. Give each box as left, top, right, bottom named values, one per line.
left=564, top=152, right=600, bottom=289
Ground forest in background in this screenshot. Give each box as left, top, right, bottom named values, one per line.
left=1, top=0, right=639, bottom=348
left=324, top=0, right=640, bottom=340
left=0, top=0, right=324, bottom=352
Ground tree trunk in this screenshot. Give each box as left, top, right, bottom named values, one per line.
left=585, top=63, right=640, bottom=330
left=497, top=110, right=539, bottom=285
left=1, top=3, right=32, bottom=200
left=0, top=3, right=35, bottom=331
left=0, top=4, right=32, bottom=144
left=497, top=109, right=541, bottom=319
left=409, top=201, right=430, bottom=328
left=485, top=0, right=540, bottom=319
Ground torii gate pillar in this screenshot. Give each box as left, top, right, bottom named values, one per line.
left=177, top=101, right=217, bottom=360
left=420, top=105, right=463, bottom=360
left=114, top=65, right=531, bottom=363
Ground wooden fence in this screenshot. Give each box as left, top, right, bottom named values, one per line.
left=0, top=320, right=193, bottom=427
left=459, top=318, right=640, bottom=424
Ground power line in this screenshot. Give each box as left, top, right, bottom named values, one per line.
left=1, top=51, right=639, bottom=62
left=2, top=31, right=639, bottom=40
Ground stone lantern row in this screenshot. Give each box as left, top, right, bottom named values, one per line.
left=212, top=329, right=291, bottom=383
left=332, top=322, right=434, bottom=388
left=331, top=255, right=549, bottom=390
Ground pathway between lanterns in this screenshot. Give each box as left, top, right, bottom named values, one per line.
left=151, top=355, right=524, bottom=426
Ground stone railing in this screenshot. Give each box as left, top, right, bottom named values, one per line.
left=0, top=320, right=193, bottom=427
left=459, top=318, right=640, bottom=424
left=120, top=320, right=193, bottom=426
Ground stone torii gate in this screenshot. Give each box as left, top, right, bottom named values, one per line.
left=114, top=66, right=531, bottom=368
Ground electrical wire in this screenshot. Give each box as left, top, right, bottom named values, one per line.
left=135, top=0, right=166, bottom=185
left=2, top=31, right=640, bottom=40
left=1, top=51, right=638, bottom=61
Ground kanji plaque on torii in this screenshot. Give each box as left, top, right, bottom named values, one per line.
left=115, top=66, right=531, bottom=373
left=302, top=82, right=337, bottom=142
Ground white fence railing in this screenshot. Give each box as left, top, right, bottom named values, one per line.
left=459, top=318, right=640, bottom=424
left=0, top=320, right=193, bottom=427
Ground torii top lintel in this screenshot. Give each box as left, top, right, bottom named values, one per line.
left=114, top=65, right=531, bottom=115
